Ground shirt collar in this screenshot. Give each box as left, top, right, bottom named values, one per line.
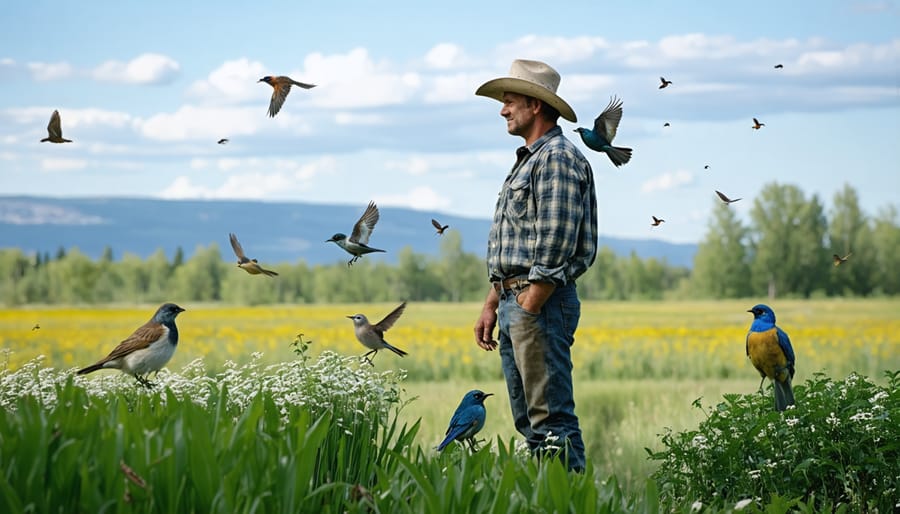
left=517, top=125, right=562, bottom=158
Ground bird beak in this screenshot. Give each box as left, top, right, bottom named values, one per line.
left=178, top=307, right=186, bottom=313
left=346, top=315, right=354, bottom=319
left=484, top=393, right=494, bottom=398
left=746, top=309, right=754, bottom=313
left=257, top=78, right=264, bottom=83
left=325, top=238, right=334, bottom=243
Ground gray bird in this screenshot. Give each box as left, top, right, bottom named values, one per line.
left=347, top=301, right=408, bottom=364
left=40, top=110, right=72, bottom=143
left=326, top=201, right=385, bottom=266
left=715, top=190, right=742, bottom=204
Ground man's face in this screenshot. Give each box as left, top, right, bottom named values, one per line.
left=500, top=92, right=536, bottom=137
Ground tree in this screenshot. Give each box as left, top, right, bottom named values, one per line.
left=871, top=205, right=900, bottom=295
left=827, top=184, right=875, bottom=295
left=436, top=231, right=484, bottom=301
left=691, top=202, right=752, bottom=298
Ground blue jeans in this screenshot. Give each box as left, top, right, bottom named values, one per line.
left=497, top=282, right=585, bottom=471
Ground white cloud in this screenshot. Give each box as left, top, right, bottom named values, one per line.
left=424, top=72, right=490, bottom=104
left=376, top=185, right=452, bottom=211
left=27, top=61, right=74, bottom=81
left=40, top=158, right=88, bottom=172
left=495, top=35, right=608, bottom=64
left=93, top=53, right=180, bottom=85
left=424, top=43, right=471, bottom=70
left=187, top=58, right=269, bottom=103
left=302, top=47, right=421, bottom=108
left=386, top=156, right=430, bottom=176
left=641, top=170, right=695, bottom=193
left=3, top=107, right=133, bottom=128
left=334, top=112, right=386, bottom=125
left=137, top=105, right=283, bottom=141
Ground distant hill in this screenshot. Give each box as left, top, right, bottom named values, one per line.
left=0, top=196, right=697, bottom=268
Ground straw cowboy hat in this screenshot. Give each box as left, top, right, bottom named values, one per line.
left=475, top=59, right=577, bottom=123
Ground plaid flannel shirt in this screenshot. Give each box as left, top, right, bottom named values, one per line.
left=487, top=126, right=598, bottom=285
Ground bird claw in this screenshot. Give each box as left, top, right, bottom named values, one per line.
left=134, top=375, right=155, bottom=389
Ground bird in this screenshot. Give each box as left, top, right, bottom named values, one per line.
left=715, top=190, right=742, bottom=204
left=658, top=76, right=673, bottom=89
left=774, top=64, right=784, bottom=69
left=704, top=165, right=710, bottom=170
left=32, top=323, right=40, bottom=331
left=346, top=302, right=408, bottom=364
left=258, top=75, right=316, bottom=117
left=326, top=201, right=385, bottom=266
left=229, top=233, right=278, bottom=277
left=40, top=110, right=72, bottom=143
left=752, top=118, right=765, bottom=130
left=746, top=304, right=796, bottom=411
left=217, top=138, right=229, bottom=145
left=431, top=218, right=449, bottom=235
left=437, top=390, right=493, bottom=452
left=573, top=96, right=633, bottom=167
left=663, top=122, right=670, bottom=127
left=651, top=216, right=665, bottom=226
left=77, top=303, right=186, bottom=387
left=833, top=252, right=852, bottom=267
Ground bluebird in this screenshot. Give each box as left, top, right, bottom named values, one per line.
left=347, top=301, right=408, bottom=364
left=77, top=303, right=185, bottom=387
left=659, top=76, right=673, bottom=89
left=437, top=390, right=493, bottom=452
left=229, top=233, right=278, bottom=277
left=833, top=252, right=852, bottom=267
left=326, top=201, right=385, bottom=267
left=651, top=215, right=665, bottom=226
left=431, top=218, right=449, bottom=235
left=715, top=190, right=742, bottom=204
left=774, top=64, right=784, bottom=69
left=258, top=75, right=316, bottom=117
left=573, top=96, right=633, bottom=167
left=217, top=138, right=229, bottom=145
left=752, top=117, right=765, bottom=130
left=746, top=304, right=796, bottom=411
left=40, top=110, right=72, bottom=143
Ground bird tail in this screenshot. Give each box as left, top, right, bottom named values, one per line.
left=436, top=434, right=456, bottom=452
left=262, top=269, right=279, bottom=277
left=773, top=377, right=795, bottom=412
left=77, top=363, right=104, bottom=375
left=383, top=341, right=407, bottom=357
left=606, top=146, right=633, bottom=167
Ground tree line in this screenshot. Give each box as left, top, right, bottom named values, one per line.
left=0, top=183, right=897, bottom=305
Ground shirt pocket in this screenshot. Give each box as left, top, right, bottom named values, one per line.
left=504, top=169, right=532, bottom=219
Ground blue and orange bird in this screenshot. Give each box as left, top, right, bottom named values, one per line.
left=574, top=96, right=633, bottom=167
left=437, top=390, right=492, bottom=452
left=257, top=75, right=316, bottom=117
left=746, top=304, right=796, bottom=411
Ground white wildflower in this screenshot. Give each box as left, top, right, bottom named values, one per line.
left=734, top=498, right=753, bottom=510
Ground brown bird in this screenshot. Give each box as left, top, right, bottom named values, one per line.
left=716, top=190, right=742, bottom=204
left=229, top=233, right=278, bottom=277
left=258, top=75, right=316, bottom=117
left=752, top=118, right=765, bottom=130
left=663, top=122, right=670, bottom=127
left=774, top=64, right=784, bottom=69
left=659, top=76, right=673, bottom=89
left=833, top=252, right=852, bottom=267
left=32, top=323, right=40, bottom=331
left=40, top=110, right=72, bottom=143
left=651, top=216, right=665, bottom=226
left=217, top=138, right=229, bottom=144
left=431, top=218, right=449, bottom=235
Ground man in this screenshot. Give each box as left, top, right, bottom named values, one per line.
left=473, top=59, right=598, bottom=472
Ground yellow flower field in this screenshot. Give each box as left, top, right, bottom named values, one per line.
left=2, top=299, right=898, bottom=381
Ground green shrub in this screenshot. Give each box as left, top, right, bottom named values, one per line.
left=650, top=371, right=899, bottom=512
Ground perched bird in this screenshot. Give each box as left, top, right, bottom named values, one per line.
left=431, top=218, right=449, bottom=235
left=258, top=75, right=316, bottom=117
left=326, top=201, right=385, bottom=266
left=663, top=122, right=670, bottom=127
left=651, top=216, right=665, bottom=227
left=659, top=76, right=673, bottom=89
left=229, top=233, right=278, bottom=277
left=217, top=138, right=229, bottom=145
left=346, top=301, right=408, bottom=364
left=746, top=304, right=796, bottom=411
left=40, top=110, right=72, bottom=143
left=774, top=64, right=784, bottom=69
left=715, top=190, right=742, bottom=204
left=437, top=390, right=493, bottom=452
left=752, top=117, right=765, bottom=130
left=77, top=303, right=185, bottom=387
left=833, top=252, right=852, bottom=267
left=573, top=96, right=633, bottom=167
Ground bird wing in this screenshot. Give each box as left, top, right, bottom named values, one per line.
left=431, top=218, right=443, bottom=230
left=96, top=322, right=166, bottom=364
left=775, top=326, right=796, bottom=376
left=652, top=216, right=660, bottom=224
left=374, top=301, right=406, bottom=332
left=715, top=190, right=731, bottom=203
left=659, top=76, right=666, bottom=84
left=833, top=254, right=842, bottom=266
left=350, top=201, right=380, bottom=245
left=268, top=82, right=292, bottom=117
left=289, top=78, right=316, bottom=89
left=438, top=405, right=482, bottom=450
left=47, top=110, right=63, bottom=139
left=593, top=96, right=624, bottom=142
left=753, top=118, right=761, bottom=126
left=229, top=233, right=249, bottom=262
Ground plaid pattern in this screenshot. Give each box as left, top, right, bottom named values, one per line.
left=487, top=126, right=598, bottom=285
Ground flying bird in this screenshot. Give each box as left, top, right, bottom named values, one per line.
left=833, top=252, right=852, bottom=267
left=40, top=110, right=72, bottom=143
left=32, top=323, right=40, bottom=331
left=573, top=96, right=633, bottom=167
left=651, top=216, right=665, bottom=227
left=431, top=218, right=449, bottom=235
left=704, top=165, right=710, bottom=170
left=258, top=75, right=316, bottom=117
left=752, top=118, right=765, bottom=130
left=77, top=303, right=185, bottom=387
left=347, top=301, right=408, bottom=364
left=229, top=233, right=278, bottom=277
left=715, top=190, right=742, bottom=204
left=326, top=201, right=385, bottom=266
left=746, top=304, right=796, bottom=411
left=774, top=64, right=784, bottom=69
left=658, top=76, right=673, bottom=89
left=437, top=390, right=493, bottom=452
left=217, top=138, right=229, bottom=144
left=663, top=122, right=670, bottom=127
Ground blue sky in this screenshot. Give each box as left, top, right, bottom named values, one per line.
left=1, top=0, right=898, bottom=243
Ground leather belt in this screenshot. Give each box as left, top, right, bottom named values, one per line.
left=491, top=276, right=531, bottom=294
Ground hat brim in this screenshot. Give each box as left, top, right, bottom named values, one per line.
left=475, top=77, right=577, bottom=123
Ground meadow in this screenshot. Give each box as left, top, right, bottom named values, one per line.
left=2, top=298, right=898, bottom=494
